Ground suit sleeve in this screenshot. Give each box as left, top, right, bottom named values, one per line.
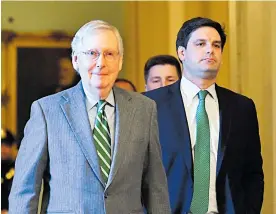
left=244, top=99, right=264, bottom=213
left=9, top=101, right=48, bottom=214
left=142, top=101, right=171, bottom=214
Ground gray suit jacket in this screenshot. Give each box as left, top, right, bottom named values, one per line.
left=9, top=82, right=171, bottom=214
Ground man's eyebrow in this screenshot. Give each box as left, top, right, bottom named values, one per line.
left=193, top=39, right=222, bottom=44
left=194, top=39, right=206, bottom=42
left=150, top=76, right=161, bottom=79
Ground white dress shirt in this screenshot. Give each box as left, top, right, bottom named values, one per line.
left=85, top=89, right=115, bottom=157
left=180, top=76, right=220, bottom=213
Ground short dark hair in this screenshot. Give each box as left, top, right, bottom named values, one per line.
left=115, top=78, right=137, bottom=92
left=144, top=55, right=182, bottom=82
left=176, top=17, right=227, bottom=51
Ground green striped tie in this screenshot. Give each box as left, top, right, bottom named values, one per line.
left=190, top=90, right=210, bottom=214
left=93, top=100, right=111, bottom=184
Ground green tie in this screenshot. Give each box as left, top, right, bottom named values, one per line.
left=190, top=90, right=210, bottom=214
left=93, top=100, right=111, bottom=184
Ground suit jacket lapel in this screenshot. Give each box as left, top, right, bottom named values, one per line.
left=106, top=87, right=135, bottom=188
left=168, top=82, right=193, bottom=179
left=60, top=82, right=104, bottom=186
left=216, top=85, right=232, bottom=176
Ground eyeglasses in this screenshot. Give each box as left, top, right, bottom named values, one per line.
left=80, top=50, right=119, bottom=62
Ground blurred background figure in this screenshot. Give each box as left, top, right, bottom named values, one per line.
left=55, top=57, right=80, bottom=93
left=144, top=55, right=182, bottom=91
left=115, top=78, right=137, bottom=92
left=1, top=129, right=17, bottom=213
left=48, top=56, right=81, bottom=94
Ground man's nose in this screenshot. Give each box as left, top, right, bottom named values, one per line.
left=96, top=53, right=106, bottom=68
left=206, top=44, right=214, bottom=54
left=161, top=79, right=166, bottom=87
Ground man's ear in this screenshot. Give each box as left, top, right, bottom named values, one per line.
left=177, top=46, right=186, bottom=62
left=72, top=54, right=79, bottom=71
left=118, top=56, right=123, bottom=71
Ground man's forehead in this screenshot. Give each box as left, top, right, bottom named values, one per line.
left=149, top=66, right=178, bottom=78
left=189, top=27, right=221, bottom=41
left=149, top=64, right=178, bottom=72
left=81, top=29, right=118, bottom=48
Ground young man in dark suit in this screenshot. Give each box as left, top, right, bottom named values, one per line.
left=145, top=17, right=264, bottom=214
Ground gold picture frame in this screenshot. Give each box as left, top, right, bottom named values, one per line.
left=2, top=31, right=73, bottom=137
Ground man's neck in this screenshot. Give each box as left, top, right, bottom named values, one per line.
left=83, top=84, right=111, bottom=102
left=183, top=74, right=216, bottom=89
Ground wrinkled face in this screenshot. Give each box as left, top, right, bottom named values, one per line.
left=72, top=29, right=122, bottom=97
left=178, top=26, right=222, bottom=81
left=146, top=64, right=179, bottom=91
left=58, top=58, right=76, bottom=87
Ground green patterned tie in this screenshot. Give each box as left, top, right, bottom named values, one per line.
left=190, top=90, right=210, bottom=214
left=93, top=100, right=111, bottom=184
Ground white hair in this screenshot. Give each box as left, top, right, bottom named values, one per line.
left=71, top=20, right=124, bottom=56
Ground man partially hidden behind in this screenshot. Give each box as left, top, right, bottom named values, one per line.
left=144, top=17, right=264, bottom=213
left=9, top=20, right=170, bottom=214
left=144, top=55, right=182, bottom=91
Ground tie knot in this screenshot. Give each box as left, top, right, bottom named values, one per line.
left=97, top=100, right=107, bottom=112
left=198, top=90, right=208, bottom=101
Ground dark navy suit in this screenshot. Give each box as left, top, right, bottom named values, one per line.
left=144, top=80, right=264, bottom=214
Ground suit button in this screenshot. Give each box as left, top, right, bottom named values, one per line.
left=104, top=193, right=108, bottom=199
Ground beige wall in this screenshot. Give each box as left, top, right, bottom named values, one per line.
left=124, top=2, right=170, bottom=92
left=272, top=4, right=276, bottom=212
left=1, top=1, right=125, bottom=32
left=229, top=2, right=276, bottom=213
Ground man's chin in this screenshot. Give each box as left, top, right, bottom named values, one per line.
left=200, top=68, right=218, bottom=78
left=88, top=80, right=108, bottom=88
left=94, top=83, right=110, bottom=90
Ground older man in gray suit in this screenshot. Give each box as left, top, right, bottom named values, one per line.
left=9, top=20, right=170, bottom=214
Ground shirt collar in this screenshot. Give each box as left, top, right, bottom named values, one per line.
left=180, top=76, right=218, bottom=106
left=85, top=89, right=115, bottom=111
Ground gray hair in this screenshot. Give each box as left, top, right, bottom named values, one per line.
left=71, top=20, right=124, bottom=57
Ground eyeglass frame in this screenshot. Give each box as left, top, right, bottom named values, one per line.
left=78, top=49, right=120, bottom=62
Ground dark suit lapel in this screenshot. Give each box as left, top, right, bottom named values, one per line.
left=216, top=85, right=232, bottom=176
left=106, top=87, right=135, bottom=188
left=60, top=82, right=104, bottom=186
left=168, top=82, right=193, bottom=179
